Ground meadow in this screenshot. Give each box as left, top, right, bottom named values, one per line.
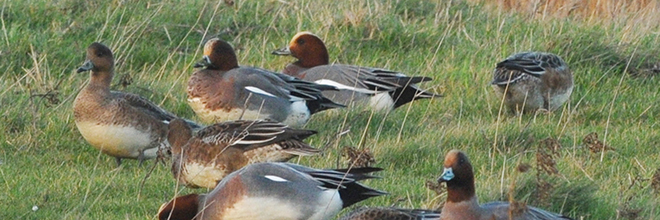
left=1, top=0, right=660, bottom=219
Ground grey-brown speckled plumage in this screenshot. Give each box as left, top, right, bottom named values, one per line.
left=73, top=42, right=198, bottom=166
left=340, top=207, right=441, bottom=220
left=167, top=119, right=321, bottom=189
left=491, top=52, right=573, bottom=114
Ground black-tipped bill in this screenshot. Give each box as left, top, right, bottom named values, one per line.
left=77, top=60, right=94, bottom=73
left=437, top=167, right=454, bottom=182
left=271, top=47, right=291, bottom=56
left=193, top=55, right=212, bottom=68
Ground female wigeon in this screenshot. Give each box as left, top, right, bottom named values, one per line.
left=491, top=52, right=573, bottom=114
left=74, top=42, right=199, bottom=166
left=187, top=38, right=343, bottom=126
left=157, top=162, right=387, bottom=220
left=167, top=118, right=321, bottom=189
left=437, top=150, right=573, bottom=220
left=340, top=207, right=441, bottom=220
left=272, top=31, right=440, bottom=111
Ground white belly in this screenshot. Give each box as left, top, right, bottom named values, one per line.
left=75, top=121, right=156, bottom=159
left=218, top=197, right=302, bottom=220
left=369, top=92, right=395, bottom=111
left=282, top=101, right=310, bottom=126
left=182, top=162, right=229, bottom=189
left=307, top=190, right=343, bottom=220
left=216, top=194, right=342, bottom=220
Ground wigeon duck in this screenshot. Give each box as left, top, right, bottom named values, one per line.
left=491, top=52, right=573, bottom=114
left=157, top=162, right=387, bottom=220
left=272, top=31, right=440, bottom=111
left=437, top=150, right=573, bottom=220
left=187, top=38, right=343, bottom=126
left=167, top=118, right=321, bottom=189
left=340, top=207, right=441, bottom=220
left=74, top=42, right=199, bottom=166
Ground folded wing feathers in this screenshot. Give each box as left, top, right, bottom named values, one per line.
left=362, top=78, right=402, bottom=91
left=307, top=167, right=382, bottom=190
left=496, top=52, right=567, bottom=80
left=280, top=142, right=322, bottom=156
left=407, top=209, right=441, bottom=220
left=306, top=171, right=358, bottom=190
left=528, top=206, right=575, bottom=220
left=115, top=92, right=177, bottom=121
left=491, top=69, right=527, bottom=85
left=198, top=120, right=292, bottom=147
left=497, top=58, right=545, bottom=75
left=115, top=92, right=202, bottom=130
left=331, top=167, right=384, bottom=181
left=272, top=72, right=337, bottom=101
left=492, top=53, right=548, bottom=85
left=344, top=66, right=433, bottom=92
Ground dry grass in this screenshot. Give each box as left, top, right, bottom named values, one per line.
left=478, top=0, right=660, bottom=21
left=473, top=0, right=660, bottom=47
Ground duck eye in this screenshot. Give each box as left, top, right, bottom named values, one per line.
left=96, top=52, right=104, bottom=57
left=297, top=39, right=305, bottom=44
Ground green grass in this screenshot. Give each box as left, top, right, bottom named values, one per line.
left=2, top=0, right=660, bottom=219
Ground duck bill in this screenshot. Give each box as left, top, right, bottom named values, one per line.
left=77, top=60, right=94, bottom=73
left=437, top=167, right=455, bottom=182
left=271, top=47, right=291, bottom=56
left=193, top=55, right=212, bottom=68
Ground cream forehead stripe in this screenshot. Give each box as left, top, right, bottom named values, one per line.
left=204, top=38, right=220, bottom=55
left=289, top=31, right=320, bottom=45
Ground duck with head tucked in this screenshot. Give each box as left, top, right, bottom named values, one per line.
left=272, top=31, right=440, bottom=111
left=167, top=118, right=321, bottom=189
left=74, top=42, right=199, bottom=166
left=437, top=150, right=574, bottom=220
left=157, top=162, right=387, bottom=220
left=187, top=38, right=343, bottom=126
left=491, top=52, right=573, bottom=114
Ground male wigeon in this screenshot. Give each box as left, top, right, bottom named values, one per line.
left=272, top=31, right=440, bottom=111
left=491, top=52, right=573, bottom=114
left=167, top=118, right=321, bottom=189
left=187, top=38, right=343, bottom=126
left=74, top=42, right=199, bottom=166
left=437, top=150, right=573, bottom=220
left=340, top=207, right=441, bottom=220
left=157, top=162, right=387, bottom=220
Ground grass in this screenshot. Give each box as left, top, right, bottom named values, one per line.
left=1, top=0, right=660, bottom=219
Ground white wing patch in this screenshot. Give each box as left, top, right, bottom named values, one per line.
left=314, top=79, right=380, bottom=94
left=264, top=175, right=289, bottom=182
left=245, top=86, right=278, bottom=98
left=233, top=136, right=278, bottom=145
